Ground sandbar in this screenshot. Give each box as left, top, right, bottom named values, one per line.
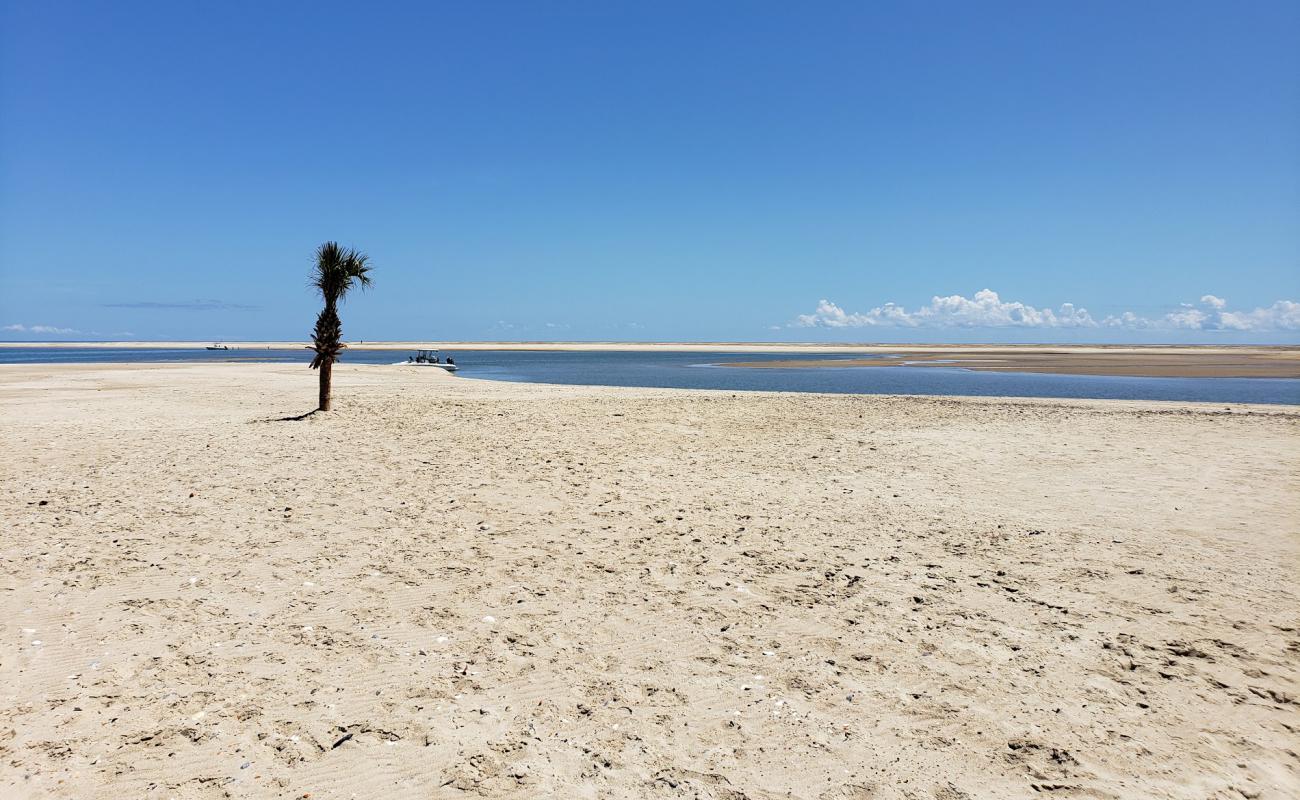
left=721, top=348, right=1300, bottom=378
left=2, top=363, right=1297, bottom=798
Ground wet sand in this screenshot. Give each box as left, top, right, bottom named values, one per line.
left=722, top=349, right=1300, bottom=378
left=2, top=363, right=1298, bottom=799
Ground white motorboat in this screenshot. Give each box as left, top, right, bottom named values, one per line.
left=394, top=349, right=458, bottom=371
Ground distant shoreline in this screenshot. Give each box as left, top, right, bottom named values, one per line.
left=2, top=340, right=1298, bottom=355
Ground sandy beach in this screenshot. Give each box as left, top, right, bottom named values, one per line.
left=2, top=363, right=1298, bottom=799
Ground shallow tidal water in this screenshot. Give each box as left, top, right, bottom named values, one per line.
left=1, top=346, right=1297, bottom=405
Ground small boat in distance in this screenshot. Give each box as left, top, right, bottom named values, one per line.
left=395, top=349, right=458, bottom=372
left=206, top=343, right=231, bottom=350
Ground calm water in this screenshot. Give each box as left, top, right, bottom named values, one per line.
left=2, top=346, right=1297, bottom=405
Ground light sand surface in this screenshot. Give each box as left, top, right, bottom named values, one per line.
left=2, top=364, right=1298, bottom=799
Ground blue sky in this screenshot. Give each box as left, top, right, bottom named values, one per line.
left=1, top=1, right=1297, bottom=343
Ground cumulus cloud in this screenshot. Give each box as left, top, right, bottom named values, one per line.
left=795, top=290, right=1097, bottom=329
left=792, top=291, right=1300, bottom=332
left=1137, top=297, right=1300, bottom=331
left=3, top=323, right=79, bottom=334
left=1216, top=300, right=1300, bottom=331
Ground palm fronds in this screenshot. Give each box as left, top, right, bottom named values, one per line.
left=309, top=241, right=372, bottom=371
left=310, top=241, right=372, bottom=310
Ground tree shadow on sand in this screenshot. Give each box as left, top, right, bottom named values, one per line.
left=253, top=409, right=321, bottom=423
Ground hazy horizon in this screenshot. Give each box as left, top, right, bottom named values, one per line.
left=3, top=337, right=1299, bottom=348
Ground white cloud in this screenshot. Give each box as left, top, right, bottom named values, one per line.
left=1138, top=297, right=1300, bottom=331
left=1100, top=311, right=1156, bottom=330
left=1161, top=303, right=1210, bottom=330
left=3, top=323, right=79, bottom=334
left=795, top=289, right=1097, bottom=329
left=792, top=291, right=1299, bottom=332
left=1217, top=300, right=1300, bottom=331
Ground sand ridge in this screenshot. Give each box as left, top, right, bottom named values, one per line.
left=1, top=363, right=1298, bottom=799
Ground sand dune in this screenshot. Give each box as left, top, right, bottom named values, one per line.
left=2, top=363, right=1297, bottom=799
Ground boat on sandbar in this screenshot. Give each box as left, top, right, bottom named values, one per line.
left=394, top=349, right=458, bottom=372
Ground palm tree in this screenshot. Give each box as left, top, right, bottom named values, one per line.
left=309, top=241, right=372, bottom=411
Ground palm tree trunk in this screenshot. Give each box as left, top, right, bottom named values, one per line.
left=318, top=359, right=333, bottom=411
